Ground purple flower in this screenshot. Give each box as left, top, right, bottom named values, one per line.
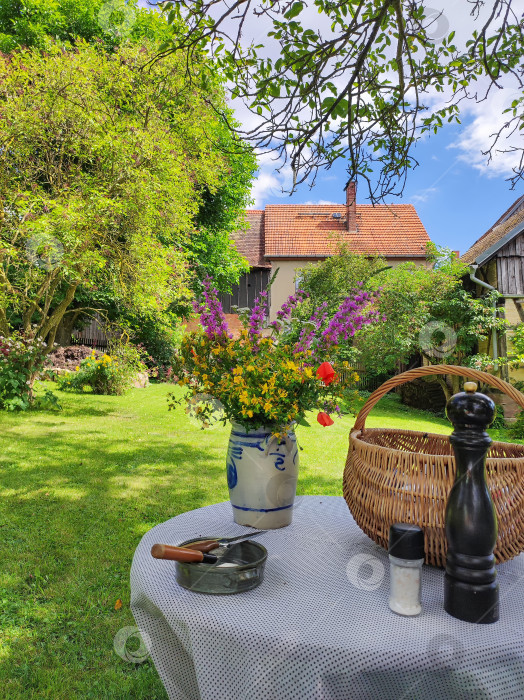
left=194, top=276, right=231, bottom=339
left=295, top=289, right=380, bottom=361
left=247, top=290, right=270, bottom=349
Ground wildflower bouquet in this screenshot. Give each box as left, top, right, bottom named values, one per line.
left=171, top=278, right=380, bottom=434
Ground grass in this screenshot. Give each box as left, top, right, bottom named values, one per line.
left=0, top=383, right=520, bottom=698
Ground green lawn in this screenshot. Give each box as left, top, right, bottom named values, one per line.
left=0, top=383, right=518, bottom=698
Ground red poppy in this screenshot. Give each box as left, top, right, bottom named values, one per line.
left=317, top=362, right=335, bottom=385
left=317, top=411, right=334, bottom=427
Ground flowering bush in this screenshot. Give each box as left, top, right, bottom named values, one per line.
left=170, top=278, right=380, bottom=434
left=59, top=343, right=147, bottom=395
left=0, top=332, right=56, bottom=410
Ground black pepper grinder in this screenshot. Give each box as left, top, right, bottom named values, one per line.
left=444, top=381, right=499, bottom=623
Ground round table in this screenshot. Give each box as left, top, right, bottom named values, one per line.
left=131, top=496, right=524, bottom=699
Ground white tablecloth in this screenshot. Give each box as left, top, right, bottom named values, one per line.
left=131, top=496, right=524, bottom=699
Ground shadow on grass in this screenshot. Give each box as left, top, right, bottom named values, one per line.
left=0, top=427, right=227, bottom=698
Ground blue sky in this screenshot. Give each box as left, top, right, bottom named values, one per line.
left=252, top=121, right=523, bottom=258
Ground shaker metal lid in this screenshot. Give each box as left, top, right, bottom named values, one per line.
left=388, top=523, right=425, bottom=560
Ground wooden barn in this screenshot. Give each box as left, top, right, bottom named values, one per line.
left=463, top=194, right=524, bottom=385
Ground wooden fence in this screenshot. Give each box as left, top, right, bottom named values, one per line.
left=336, top=366, right=393, bottom=393
left=71, top=314, right=112, bottom=348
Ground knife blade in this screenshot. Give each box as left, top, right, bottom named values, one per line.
left=183, top=530, right=267, bottom=553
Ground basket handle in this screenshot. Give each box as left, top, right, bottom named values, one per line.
left=352, top=365, right=524, bottom=433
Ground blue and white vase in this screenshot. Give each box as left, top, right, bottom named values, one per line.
left=226, top=422, right=299, bottom=529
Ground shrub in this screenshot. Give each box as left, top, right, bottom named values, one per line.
left=58, top=343, right=147, bottom=395
left=0, top=332, right=57, bottom=410
left=125, top=313, right=184, bottom=375
left=508, top=411, right=524, bottom=440
left=490, top=404, right=507, bottom=430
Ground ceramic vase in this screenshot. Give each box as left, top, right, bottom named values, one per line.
left=226, top=422, right=299, bottom=529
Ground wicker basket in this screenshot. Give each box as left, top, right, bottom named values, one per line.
left=343, top=365, right=524, bottom=567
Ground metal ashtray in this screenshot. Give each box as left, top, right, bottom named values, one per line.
left=175, top=538, right=268, bottom=595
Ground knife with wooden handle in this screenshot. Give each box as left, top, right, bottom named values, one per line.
left=151, top=544, right=218, bottom=564
left=183, top=530, right=267, bottom=553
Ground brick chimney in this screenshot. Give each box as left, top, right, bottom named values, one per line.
left=345, top=181, right=357, bottom=231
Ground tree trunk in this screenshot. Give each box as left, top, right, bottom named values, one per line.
left=55, top=311, right=82, bottom=346
left=435, top=376, right=452, bottom=404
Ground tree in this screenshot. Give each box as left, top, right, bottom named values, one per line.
left=0, top=42, right=252, bottom=358
left=157, top=0, right=524, bottom=201
left=0, top=0, right=257, bottom=295
left=0, top=0, right=171, bottom=52
left=296, top=240, right=389, bottom=317
left=297, top=245, right=508, bottom=398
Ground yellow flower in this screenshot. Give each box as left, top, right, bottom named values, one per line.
left=232, top=366, right=243, bottom=376
left=247, top=409, right=253, bottom=418
left=285, top=360, right=297, bottom=371
left=303, top=367, right=313, bottom=379
left=264, top=401, right=272, bottom=412
left=212, top=347, right=221, bottom=355
left=246, top=365, right=255, bottom=372
left=239, top=392, right=249, bottom=404
left=75, top=366, right=79, bottom=371
left=261, top=383, right=268, bottom=393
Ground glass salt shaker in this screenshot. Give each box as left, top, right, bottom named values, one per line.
left=388, top=523, right=424, bottom=617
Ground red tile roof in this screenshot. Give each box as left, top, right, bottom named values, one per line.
left=232, top=210, right=271, bottom=268
left=263, top=204, right=430, bottom=258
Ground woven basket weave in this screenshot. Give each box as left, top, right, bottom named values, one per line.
left=343, top=365, right=524, bottom=567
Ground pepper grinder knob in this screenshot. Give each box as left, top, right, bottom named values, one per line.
left=444, top=381, right=499, bottom=623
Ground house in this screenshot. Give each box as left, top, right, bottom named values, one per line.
left=462, top=194, right=524, bottom=385
left=222, top=182, right=431, bottom=320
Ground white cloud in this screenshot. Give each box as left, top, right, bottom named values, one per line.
left=449, top=87, right=523, bottom=178
left=411, top=187, right=439, bottom=204
left=249, top=151, right=296, bottom=207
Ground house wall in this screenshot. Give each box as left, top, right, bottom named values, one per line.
left=476, top=259, right=524, bottom=384
left=269, top=259, right=312, bottom=320
left=268, top=256, right=428, bottom=320
left=505, top=299, right=524, bottom=383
